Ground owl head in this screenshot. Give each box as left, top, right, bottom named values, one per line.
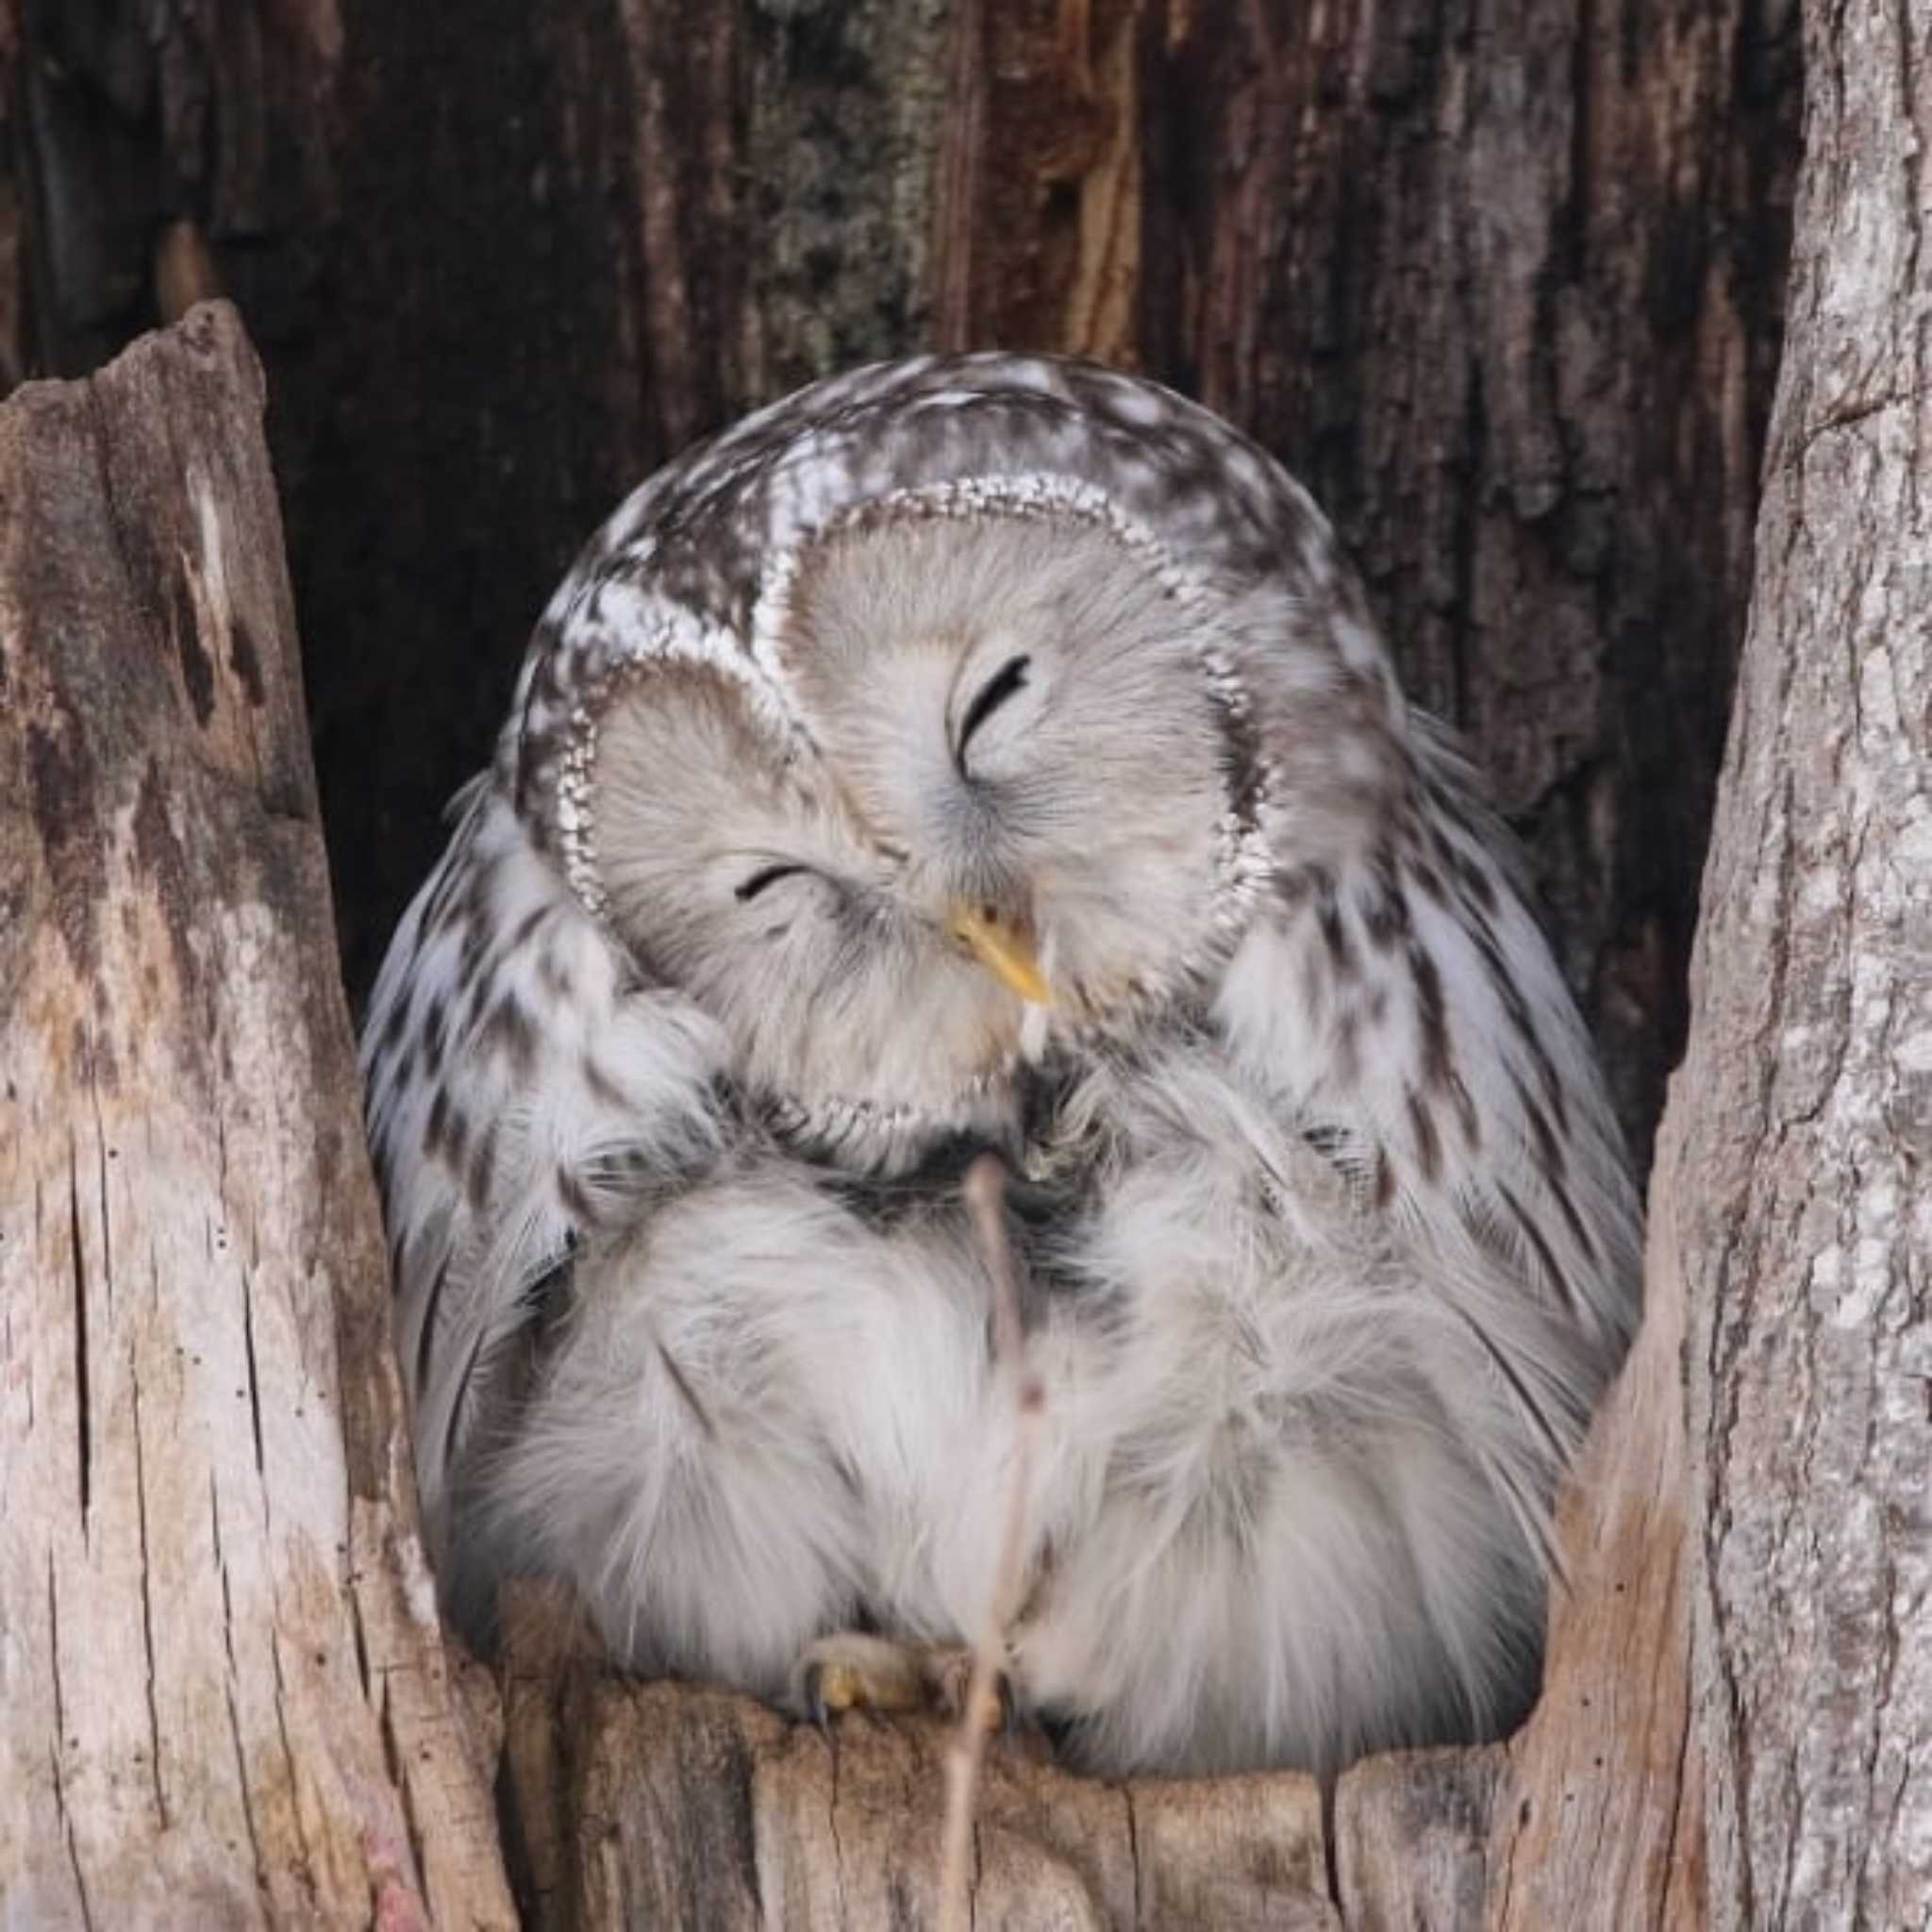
left=510, top=356, right=1407, bottom=1171
left=575, top=495, right=1266, bottom=1166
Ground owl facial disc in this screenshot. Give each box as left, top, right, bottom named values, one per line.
left=546, top=475, right=1273, bottom=1169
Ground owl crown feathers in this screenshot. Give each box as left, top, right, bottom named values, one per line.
left=506, top=352, right=1391, bottom=910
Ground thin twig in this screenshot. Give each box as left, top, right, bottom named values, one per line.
left=938, top=1154, right=1045, bottom=1932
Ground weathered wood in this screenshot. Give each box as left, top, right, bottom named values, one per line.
left=1479, top=1143, right=1702, bottom=1931
left=1333, top=1747, right=1504, bottom=1929
left=0, top=302, right=513, bottom=1928
left=1680, top=0, right=1932, bottom=1921
left=496, top=1588, right=1336, bottom=1931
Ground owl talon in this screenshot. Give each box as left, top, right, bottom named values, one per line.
left=791, top=1632, right=929, bottom=1726
left=790, top=1633, right=1021, bottom=1735
left=924, top=1644, right=1015, bottom=1735
left=800, top=1660, right=834, bottom=1732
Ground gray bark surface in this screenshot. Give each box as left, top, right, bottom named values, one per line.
left=0, top=303, right=513, bottom=1929
left=1681, top=0, right=1932, bottom=1922
left=497, top=1587, right=1336, bottom=1932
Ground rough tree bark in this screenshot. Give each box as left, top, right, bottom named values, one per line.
left=0, top=303, right=512, bottom=1929
left=1677, top=0, right=1931, bottom=1921
left=2, top=0, right=1796, bottom=1170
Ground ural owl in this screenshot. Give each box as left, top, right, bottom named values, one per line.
left=360, top=353, right=1641, bottom=1776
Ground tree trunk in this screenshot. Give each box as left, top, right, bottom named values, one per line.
left=0, top=302, right=513, bottom=1929
left=1677, top=0, right=1932, bottom=1920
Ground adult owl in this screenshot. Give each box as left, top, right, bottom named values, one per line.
left=360, top=353, right=1641, bottom=1777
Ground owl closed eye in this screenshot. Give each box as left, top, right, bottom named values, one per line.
left=584, top=507, right=1247, bottom=1163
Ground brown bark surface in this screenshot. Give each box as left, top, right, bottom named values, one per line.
left=497, top=1587, right=1337, bottom=1932
left=0, top=302, right=512, bottom=1929
left=3, top=0, right=1795, bottom=1170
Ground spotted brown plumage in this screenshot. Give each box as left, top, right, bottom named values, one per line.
left=359, top=353, right=1641, bottom=1775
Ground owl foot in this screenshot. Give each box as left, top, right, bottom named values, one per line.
left=792, top=1633, right=1013, bottom=1734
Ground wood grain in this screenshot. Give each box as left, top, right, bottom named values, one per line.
left=0, top=303, right=513, bottom=1929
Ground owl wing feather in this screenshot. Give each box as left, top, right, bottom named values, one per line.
left=359, top=776, right=730, bottom=1551
left=1212, top=675, right=1643, bottom=1555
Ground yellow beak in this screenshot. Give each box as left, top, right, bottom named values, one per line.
left=947, top=903, right=1053, bottom=1007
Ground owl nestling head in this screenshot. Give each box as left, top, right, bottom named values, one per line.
left=583, top=502, right=1256, bottom=1167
